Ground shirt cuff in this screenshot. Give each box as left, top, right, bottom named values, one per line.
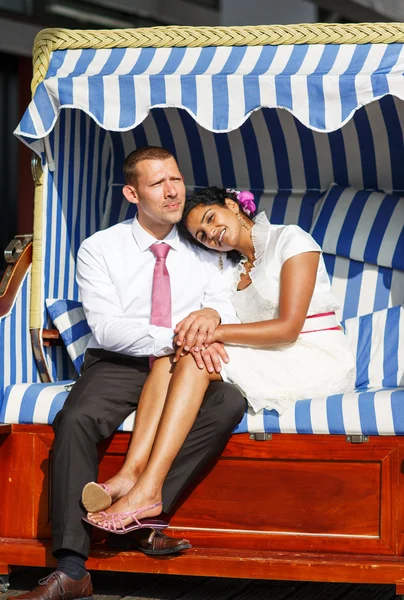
left=150, top=327, right=175, bottom=357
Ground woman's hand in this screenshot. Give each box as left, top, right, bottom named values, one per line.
left=173, top=325, right=224, bottom=364
left=187, top=342, right=229, bottom=373
left=174, top=308, right=221, bottom=353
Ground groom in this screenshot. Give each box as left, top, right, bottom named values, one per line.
left=11, top=147, right=246, bottom=600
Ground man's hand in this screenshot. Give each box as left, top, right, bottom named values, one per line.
left=174, top=308, right=221, bottom=353
left=190, top=342, right=229, bottom=373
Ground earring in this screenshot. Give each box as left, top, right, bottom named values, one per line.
left=218, top=254, right=224, bottom=271
left=237, top=212, right=250, bottom=230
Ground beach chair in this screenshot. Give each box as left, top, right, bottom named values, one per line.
left=1, top=22, right=404, bottom=595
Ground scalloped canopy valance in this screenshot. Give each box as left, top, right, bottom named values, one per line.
left=15, top=42, right=404, bottom=154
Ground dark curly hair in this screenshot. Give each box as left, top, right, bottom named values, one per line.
left=178, top=186, right=254, bottom=263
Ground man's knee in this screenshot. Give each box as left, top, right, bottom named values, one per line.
left=52, top=401, right=99, bottom=440
left=205, top=382, right=246, bottom=432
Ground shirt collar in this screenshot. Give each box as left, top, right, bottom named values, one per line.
left=132, top=216, right=180, bottom=252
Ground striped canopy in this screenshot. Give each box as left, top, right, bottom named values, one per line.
left=15, top=43, right=404, bottom=153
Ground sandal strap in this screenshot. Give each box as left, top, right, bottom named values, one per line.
left=92, top=501, right=163, bottom=532
left=99, top=483, right=111, bottom=496
left=120, top=501, right=163, bottom=519
left=135, top=501, right=163, bottom=515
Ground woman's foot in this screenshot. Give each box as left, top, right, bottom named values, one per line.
left=87, top=485, right=163, bottom=530
left=82, top=471, right=138, bottom=512
left=101, top=471, right=138, bottom=501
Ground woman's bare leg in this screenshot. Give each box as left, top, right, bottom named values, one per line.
left=89, top=354, right=220, bottom=524
left=93, top=356, right=174, bottom=502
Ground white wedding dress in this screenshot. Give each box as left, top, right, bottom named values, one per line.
left=220, top=212, right=356, bottom=415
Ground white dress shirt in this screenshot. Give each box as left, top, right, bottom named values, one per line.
left=76, top=217, right=239, bottom=358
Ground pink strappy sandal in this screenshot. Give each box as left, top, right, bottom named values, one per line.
left=82, top=501, right=168, bottom=535
left=81, top=482, right=112, bottom=513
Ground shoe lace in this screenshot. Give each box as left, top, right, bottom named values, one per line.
left=38, top=572, right=65, bottom=599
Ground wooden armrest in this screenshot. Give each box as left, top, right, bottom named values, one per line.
left=0, top=424, right=11, bottom=435
left=0, top=236, right=32, bottom=318
left=42, top=328, right=61, bottom=346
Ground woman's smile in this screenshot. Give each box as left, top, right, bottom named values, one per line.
left=209, top=226, right=227, bottom=246
left=207, top=224, right=232, bottom=249
left=218, top=228, right=226, bottom=245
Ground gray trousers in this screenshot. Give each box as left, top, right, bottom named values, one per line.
left=51, top=349, right=246, bottom=557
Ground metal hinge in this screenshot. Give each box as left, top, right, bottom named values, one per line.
left=31, top=152, right=43, bottom=184
left=249, top=433, right=272, bottom=441
left=0, top=235, right=33, bottom=296
left=4, top=234, right=32, bottom=264
left=346, top=435, right=369, bottom=444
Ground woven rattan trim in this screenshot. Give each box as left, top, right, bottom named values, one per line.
left=32, top=23, right=404, bottom=93
left=30, top=171, right=44, bottom=330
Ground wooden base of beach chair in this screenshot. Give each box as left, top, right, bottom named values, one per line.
left=1, top=538, right=404, bottom=594
left=1, top=424, right=404, bottom=592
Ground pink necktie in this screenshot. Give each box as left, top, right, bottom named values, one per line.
left=149, top=243, right=172, bottom=367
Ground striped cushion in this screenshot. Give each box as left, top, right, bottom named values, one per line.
left=2, top=381, right=404, bottom=436
left=234, top=387, right=404, bottom=436
left=0, top=382, right=73, bottom=425
left=258, top=190, right=323, bottom=232
left=311, top=185, right=404, bottom=271
left=0, top=381, right=134, bottom=431
left=342, top=306, right=404, bottom=390
left=324, top=254, right=404, bottom=320
left=46, top=299, right=91, bottom=374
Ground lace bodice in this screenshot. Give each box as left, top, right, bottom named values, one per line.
left=231, top=212, right=340, bottom=324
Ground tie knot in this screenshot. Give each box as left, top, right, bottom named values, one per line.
left=150, top=242, right=171, bottom=261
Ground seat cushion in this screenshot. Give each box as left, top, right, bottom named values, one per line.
left=0, top=381, right=136, bottom=432
left=2, top=381, right=403, bottom=436
left=234, top=387, right=404, bottom=436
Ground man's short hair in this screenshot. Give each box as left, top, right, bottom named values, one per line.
left=123, top=147, right=175, bottom=185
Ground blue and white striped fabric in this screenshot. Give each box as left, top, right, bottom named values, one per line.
left=15, top=43, right=404, bottom=152
left=342, top=305, right=404, bottom=390
left=111, top=96, right=404, bottom=195
left=325, top=254, right=404, bottom=321
left=46, top=298, right=91, bottom=374
left=0, top=269, right=41, bottom=407
left=0, top=381, right=73, bottom=425
left=234, top=387, right=404, bottom=436
left=256, top=190, right=323, bottom=232
left=2, top=380, right=404, bottom=436
left=311, top=185, right=404, bottom=271
left=0, top=381, right=136, bottom=431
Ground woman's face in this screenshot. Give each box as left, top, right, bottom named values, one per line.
left=185, top=199, right=242, bottom=252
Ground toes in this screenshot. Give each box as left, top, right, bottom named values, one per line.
left=87, top=513, right=102, bottom=523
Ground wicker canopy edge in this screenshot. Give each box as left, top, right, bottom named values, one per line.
left=32, top=23, right=404, bottom=93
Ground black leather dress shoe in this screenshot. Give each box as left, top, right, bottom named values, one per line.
left=107, top=528, right=192, bottom=555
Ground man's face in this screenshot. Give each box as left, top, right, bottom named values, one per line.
left=124, top=157, right=186, bottom=230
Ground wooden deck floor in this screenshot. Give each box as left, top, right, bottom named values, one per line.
left=0, top=568, right=401, bottom=600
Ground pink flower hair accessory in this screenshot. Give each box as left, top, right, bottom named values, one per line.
left=226, top=189, right=256, bottom=216
left=238, top=191, right=256, bottom=216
